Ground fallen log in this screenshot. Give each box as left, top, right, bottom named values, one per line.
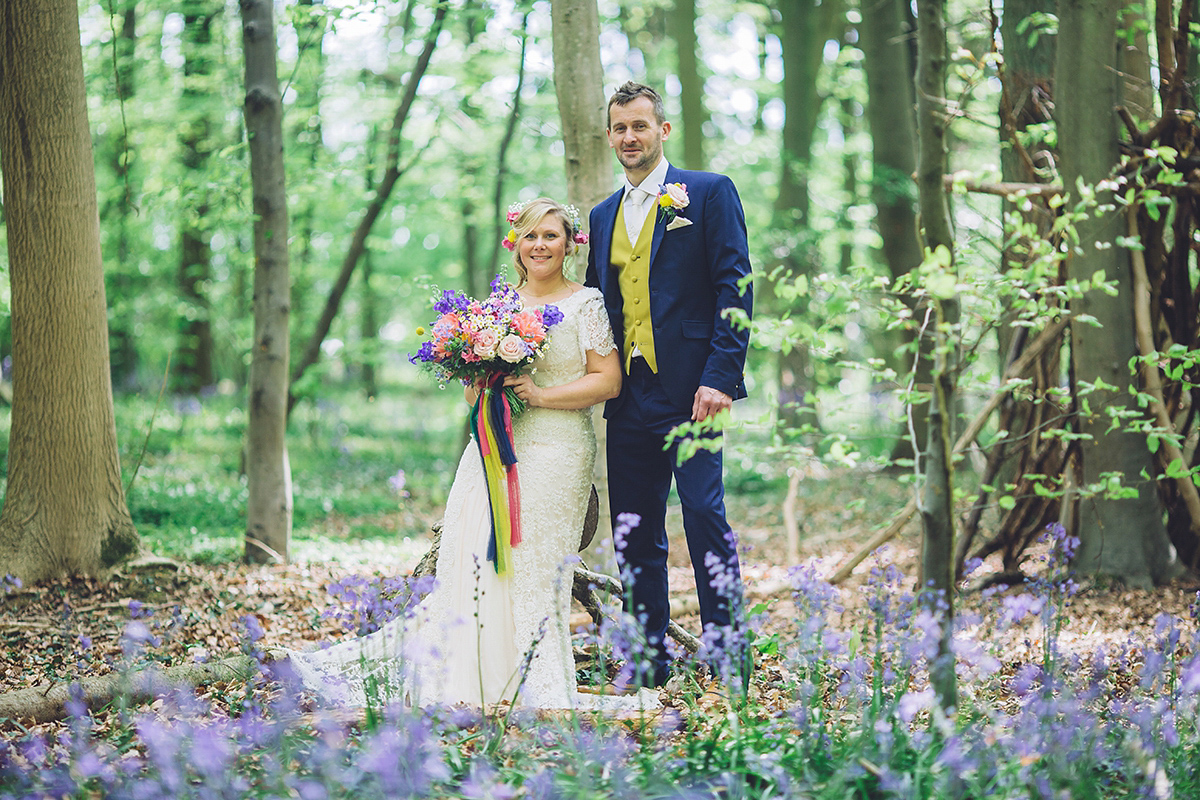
left=0, top=656, right=259, bottom=726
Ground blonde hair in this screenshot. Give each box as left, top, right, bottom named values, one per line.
left=510, top=198, right=579, bottom=286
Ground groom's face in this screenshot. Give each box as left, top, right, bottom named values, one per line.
left=607, top=97, right=670, bottom=178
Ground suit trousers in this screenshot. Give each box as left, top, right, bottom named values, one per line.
left=606, top=357, right=742, bottom=686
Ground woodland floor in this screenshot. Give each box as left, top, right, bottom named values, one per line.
left=3, top=467, right=1199, bottom=737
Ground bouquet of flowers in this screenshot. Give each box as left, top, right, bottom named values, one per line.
left=410, top=275, right=563, bottom=415
left=409, top=275, right=563, bottom=574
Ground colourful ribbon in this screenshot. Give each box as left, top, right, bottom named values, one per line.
left=470, top=377, right=522, bottom=574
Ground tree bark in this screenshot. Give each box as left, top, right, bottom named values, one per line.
left=668, top=0, right=706, bottom=170
left=1056, top=0, right=1178, bottom=587
left=0, top=0, right=140, bottom=583
left=914, top=0, right=958, bottom=713
left=770, top=0, right=840, bottom=436
left=859, top=0, right=929, bottom=460
left=104, top=1, right=140, bottom=389
left=241, top=0, right=294, bottom=565
left=288, top=0, right=329, bottom=381
left=551, top=0, right=612, bottom=238
left=0, top=657, right=259, bottom=725
left=487, top=12, right=530, bottom=273
left=552, top=0, right=616, bottom=545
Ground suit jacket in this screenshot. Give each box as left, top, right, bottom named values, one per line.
left=585, top=165, right=753, bottom=415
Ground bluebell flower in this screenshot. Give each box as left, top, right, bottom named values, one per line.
left=432, top=288, right=470, bottom=315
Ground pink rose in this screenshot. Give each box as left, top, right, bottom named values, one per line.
left=472, top=328, right=499, bottom=359
left=497, top=334, right=528, bottom=364
left=511, top=310, right=547, bottom=344
left=660, top=182, right=689, bottom=209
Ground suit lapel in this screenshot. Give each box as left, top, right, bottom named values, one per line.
left=595, top=189, right=623, bottom=300
left=648, top=166, right=679, bottom=270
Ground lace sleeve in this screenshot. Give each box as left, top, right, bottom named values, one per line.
left=578, top=290, right=617, bottom=357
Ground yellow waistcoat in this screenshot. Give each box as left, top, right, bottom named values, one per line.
left=613, top=201, right=658, bottom=372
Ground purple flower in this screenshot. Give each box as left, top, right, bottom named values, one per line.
left=460, top=761, right=517, bottom=800
left=1180, top=653, right=1200, bottom=694
left=241, top=614, right=266, bottom=643
left=1011, top=662, right=1043, bottom=696
left=897, top=687, right=935, bottom=724
left=388, top=469, right=410, bottom=497
left=542, top=304, right=564, bottom=327
left=432, top=289, right=470, bottom=315
left=408, top=341, right=436, bottom=364
left=999, top=592, right=1045, bottom=629
left=612, top=512, right=641, bottom=553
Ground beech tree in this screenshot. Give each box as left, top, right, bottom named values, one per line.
left=914, top=0, right=958, bottom=711
left=175, top=0, right=222, bottom=393
left=0, top=0, right=140, bottom=583
left=241, top=0, right=294, bottom=564
left=551, top=0, right=611, bottom=229
left=1056, top=0, right=1178, bottom=586
left=552, top=0, right=613, bottom=535
left=859, top=0, right=927, bottom=460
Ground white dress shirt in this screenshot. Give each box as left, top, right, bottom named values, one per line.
left=622, top=158, right=671, bottom=244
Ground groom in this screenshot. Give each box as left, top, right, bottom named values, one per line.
left=585, top=82, right=753, bottom=688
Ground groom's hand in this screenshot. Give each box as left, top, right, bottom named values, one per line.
left=692, top=386, right=732, bottom=422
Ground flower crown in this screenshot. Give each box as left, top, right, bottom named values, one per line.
left=501, top=200, right=590, bottom=251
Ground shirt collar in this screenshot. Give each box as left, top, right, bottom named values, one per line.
left=623, top=159, right=671, bottom=201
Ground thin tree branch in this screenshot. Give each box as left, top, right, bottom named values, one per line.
left=487, top=12, right=529, bottom=272
left=827, top=315, right=1070, bottom=584
left=1127, top=207, right=1200, bottom=559
left=288, top=1, right=448, bottom=413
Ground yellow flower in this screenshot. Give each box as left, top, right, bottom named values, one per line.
left=416, top=326, right=426, bottom=336
left=659, top=193, right=673, bottom=208
left=506, top=229, right=517, bottom=243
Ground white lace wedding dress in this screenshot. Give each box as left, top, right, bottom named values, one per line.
left=283, top=288, right=658, bottom=712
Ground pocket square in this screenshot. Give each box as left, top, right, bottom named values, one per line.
left=666, top=216, right=693, bottom=231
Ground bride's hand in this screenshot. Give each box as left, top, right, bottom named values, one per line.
left=503, top=374, right=542, bottom=407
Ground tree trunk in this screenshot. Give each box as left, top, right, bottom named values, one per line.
left=770, top=0, right=840, bottom=436
left=0, top=0, right=140, bottom=583
left=288, top=0, right=328, bottom=386
left=552, top=0, right=612, bottom=236
left=668, top=0, right=706, bottom=170
left=104, top=1, right=140, bottom=390
left=360, top=250, right=379, bottom=398
left=487, top=12, right=529, bottom=273
left=914, top=0, right=958, bottom=713
left=1056, top=0, right=1178, bottom=586
left=175, top=1, right=221, bottom=393
left=993, top=0, right=1058, bottom=536
left=241, top=0, right=293, bottom=565
left=552, top=0, right=616, bottom=548
left=859, top=0, right=929, bottom=461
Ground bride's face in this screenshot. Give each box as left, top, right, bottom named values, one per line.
left=519, top=213, right=568, bottom=283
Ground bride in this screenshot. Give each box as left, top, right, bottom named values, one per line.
left=282, top=198, right=657, bottom=710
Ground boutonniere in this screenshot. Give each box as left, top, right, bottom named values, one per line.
left=657, top=183, right=692, bottom=230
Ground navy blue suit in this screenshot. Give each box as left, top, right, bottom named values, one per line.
left=585, top=165, right=753, bottom=685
